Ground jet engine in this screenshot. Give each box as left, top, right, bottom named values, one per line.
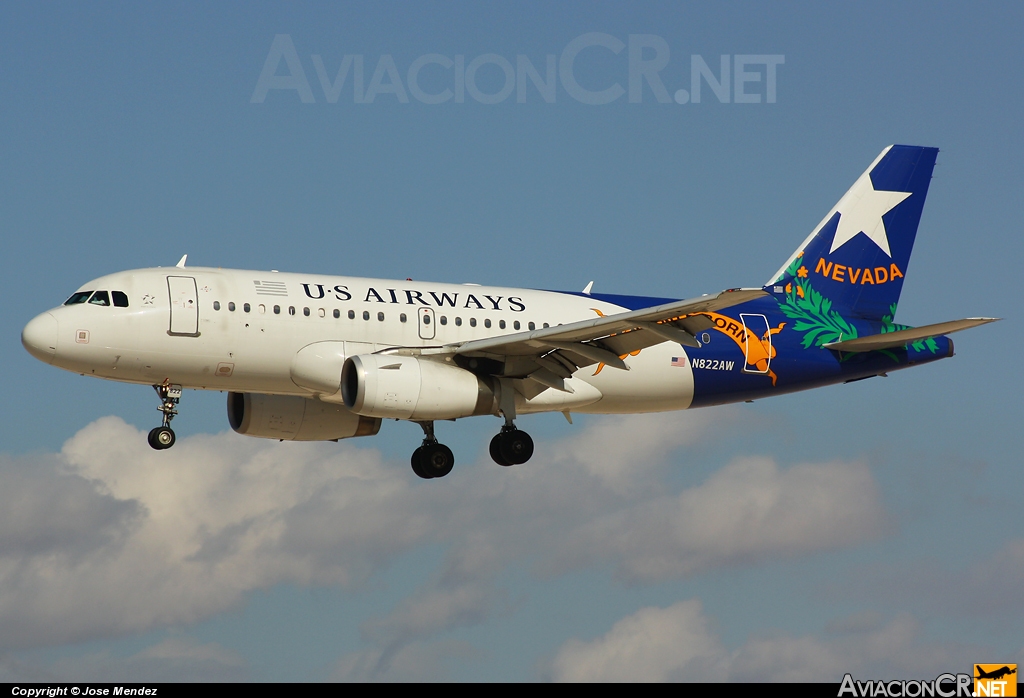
left=342, top=354, right=496, bottom=420
left=227, top=392, right=381, bottom=441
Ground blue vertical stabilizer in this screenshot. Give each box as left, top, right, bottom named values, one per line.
left=768, top=145, right=939, bottom=322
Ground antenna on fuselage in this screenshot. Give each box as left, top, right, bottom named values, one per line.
left=176, top=254, right=187, bottom=268
left=582, top=280, right=594, bottom=295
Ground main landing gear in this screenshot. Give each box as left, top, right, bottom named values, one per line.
left=148, top=381, right=181, bottom=450
left=408, top=382, right=534, bottom=478
left=489, top=379, right=534, bottom=467
left=411, top=421, right=455, bottom=479
left=489, top=425, right=534, bottom=467
left=407, top=420, right=535, bottom=478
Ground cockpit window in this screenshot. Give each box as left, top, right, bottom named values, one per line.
left=112, top=291, right=129, bottom=307
left=64, top=291, right=93, bottom=305
left=88, top=291, right=110, bottom=306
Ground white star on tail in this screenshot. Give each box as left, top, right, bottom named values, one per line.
left=828, top=173, right=912, bottom=257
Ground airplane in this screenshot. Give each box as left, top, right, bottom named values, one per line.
left=21, top=145, right=998, bottom=479
left=975, top=666, right=1017, bottom=681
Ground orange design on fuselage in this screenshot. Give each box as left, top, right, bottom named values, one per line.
left=586, top=308, right=784, bottom=383
left=692, top=312, right=785, bottom=386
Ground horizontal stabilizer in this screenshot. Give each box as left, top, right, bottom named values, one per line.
left=823, top=317, right=999, bottom=352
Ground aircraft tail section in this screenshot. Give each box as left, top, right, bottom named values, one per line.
left=767, top=145, right=939, bottom=322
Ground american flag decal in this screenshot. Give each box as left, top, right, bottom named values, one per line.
left=253, top=280, right=288, bottom=296
left=671, top=356, right=687, bottom=367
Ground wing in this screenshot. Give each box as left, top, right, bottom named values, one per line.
left=429, top=288, right=768, bottom=395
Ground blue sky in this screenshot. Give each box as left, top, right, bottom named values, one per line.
left=1, top=1, right=1020, bottom=681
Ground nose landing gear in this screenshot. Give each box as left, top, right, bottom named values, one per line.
left=148, top=381, right=181, bottom=450
left=411, top=421, right=454, bottom=479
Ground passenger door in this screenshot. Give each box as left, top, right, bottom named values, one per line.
left=167, top=276, right=199, bottom=336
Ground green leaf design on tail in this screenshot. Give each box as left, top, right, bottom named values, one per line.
left=775, top=261, right=943, bottom=359
left=776, top=255, right=858, bottom=349
left=881, top=303, right=909, bottom=334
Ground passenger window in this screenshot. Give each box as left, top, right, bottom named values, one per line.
left=273, top=305, right=280, bottom=314
left=244, top=303, right=251, bottom=313
left=455, top=317, right=462, bottom=326
left=228, top=302, right=235, bottom=312
left=499, top=319, right=506, bottom=329
left=65, top=291, right=93, bottom=305
left=528, top=322, right=535, bottom=331
left=377, top=312, right=384, bottom=321
left=543, top=323, right=549, bottom=328
left=213, top=301, right=221, bottom=311
left=289, top=306, right=296, bottom=316
left=484, top=318, right=491, bottom=328
left=318, top=308, right=325, bottom=318
left=400, top=313, right=407, bottom=323
left=112, top=291, right=129, bottom=307
left=303, top=307, right=310, bottom=317
left=258, top=304, right=264, bottom=314
left=440, top=316, right=447, bottom=325
left=333, top=309, right=340, bottom=319
left=88, top=291, right=110, bottom=306
left=348, top=310, right=355, bottom=319
left=423, top=314, right=431, bottom=325
left=470, top=318, right=477, bottom=327
left=362, top=311, right=370, bottom=321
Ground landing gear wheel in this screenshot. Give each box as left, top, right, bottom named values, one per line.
left=489, top=434, right=513, bottom=466
left=411, top=447, right=432, bottom=479
left=421, top=443, right=454, bottom=478
left=148, top=426, right=176, bottom=450
left=410, top=422, right=455, bottom=479
left=498, top=428, right=534, bottom=465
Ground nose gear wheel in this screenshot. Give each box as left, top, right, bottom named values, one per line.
left=148, top=426, right=176, bottom=449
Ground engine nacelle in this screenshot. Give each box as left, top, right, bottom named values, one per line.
left=227, top=392, right=381, bottom=441
left=342, top=354, right=495, bottom=420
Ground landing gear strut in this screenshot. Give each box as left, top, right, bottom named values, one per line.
left=411, top=421, right=454, bottom=479
left=489, top=379, right=534, bottom=467
left=148, top=381, right=181, bottom=450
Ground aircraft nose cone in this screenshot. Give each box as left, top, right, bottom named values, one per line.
left=22, top=312, right=58, bottom=364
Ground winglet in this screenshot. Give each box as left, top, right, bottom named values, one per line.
left=582, top=281, right=594, bottom=295
left=176, top=254, right=188, bottom=268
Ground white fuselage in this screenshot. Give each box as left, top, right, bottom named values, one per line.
left=26, top=267, right=696, bottom=416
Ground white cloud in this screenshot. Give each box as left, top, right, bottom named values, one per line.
left=353, top=537, right=504, bottom=679
left=550, top=601, right=990, bottom=682
left=542, top=411, right=730, bottom=495
left=549, top=600, right=727, bottom=682
left=547, top=456, right=885, bottom=582
left=0, top=453, right=142, bottom=557
left=332, top=639, right=481, bottom=683
left=0, top=416, right=437, bottom=651
left=0, top=637, right=249, bottom=683
left=0, top=410, right=886, bottom=672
